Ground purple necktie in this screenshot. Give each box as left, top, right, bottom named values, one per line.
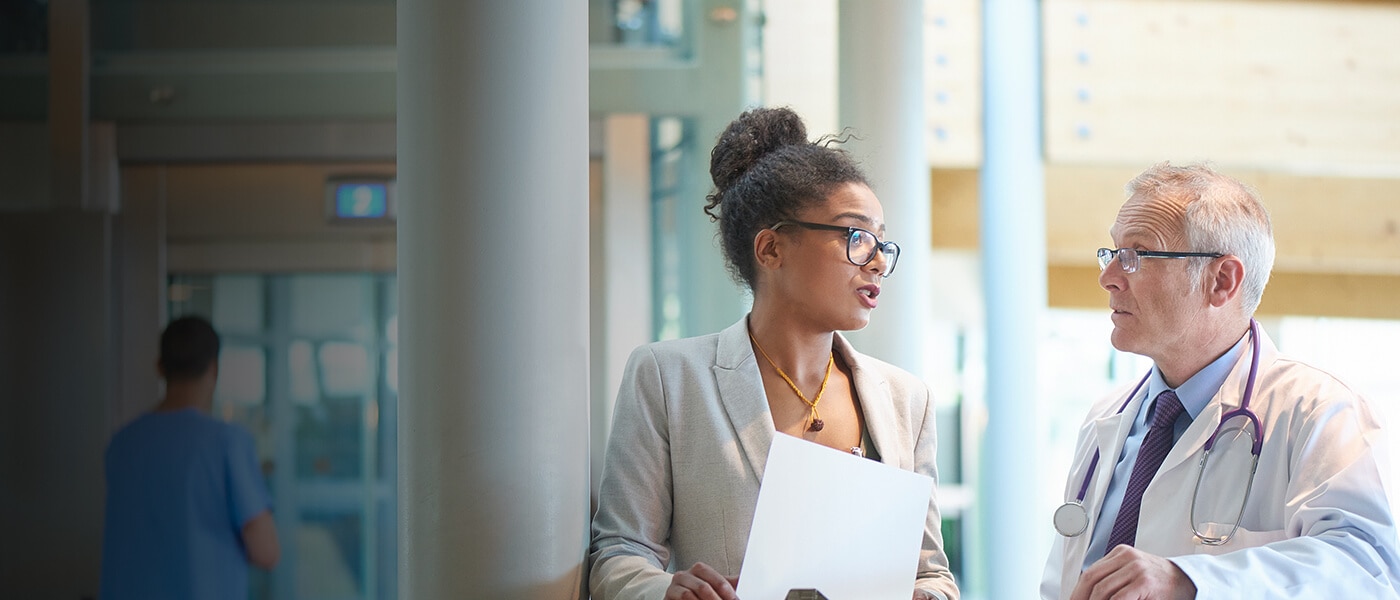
left=1105, top=390, right=1186, bottom=550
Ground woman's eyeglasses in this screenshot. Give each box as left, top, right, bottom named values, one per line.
left=772, top=220, right=901, bottom=277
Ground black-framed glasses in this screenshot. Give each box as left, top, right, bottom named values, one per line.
left=1097, top=247, right=1224, bottom=274
left=772, top=220, right=901, bottom=277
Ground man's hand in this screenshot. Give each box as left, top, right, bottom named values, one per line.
left=666, top=562, right=739, bottom=600
left=1070, top=545, right=1196, bottom=600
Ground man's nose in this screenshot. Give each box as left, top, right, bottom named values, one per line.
left=1099, top=260, right=1124, bottom=292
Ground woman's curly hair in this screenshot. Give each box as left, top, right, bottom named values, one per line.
left=703, top=107, right=868, bottom=289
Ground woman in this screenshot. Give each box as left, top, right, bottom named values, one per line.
left=589, top=107, right=958, bottom=600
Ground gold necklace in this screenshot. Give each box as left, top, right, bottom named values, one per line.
left=749, top=332, right=834, bottom=432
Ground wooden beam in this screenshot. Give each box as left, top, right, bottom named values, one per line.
left=1050, top=264, right=1400, bottom=320
left=150, top=163, right=396, bottom=240
left=1044, top=164, right=1400, bottom=276
left=929, top=167, right=981, bottom=248
left=1044, top=0, right=1400, bottom=176
left=49, top=0, right=91, bottom=209
left=933, top=164, right=1400, bottom=319
left=935, top=165, right=1400, bottom=275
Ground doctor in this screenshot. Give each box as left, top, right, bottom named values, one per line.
left=1042, top=162, right=1400, bottom=599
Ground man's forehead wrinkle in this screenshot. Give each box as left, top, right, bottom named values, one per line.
left=1113, top=196, right=1189, bottom=249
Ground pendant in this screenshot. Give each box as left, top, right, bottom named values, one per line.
left=808, top=418, right=825, bottom=432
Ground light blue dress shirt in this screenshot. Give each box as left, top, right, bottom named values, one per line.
left=1082, top=333, right=1251, bottom=568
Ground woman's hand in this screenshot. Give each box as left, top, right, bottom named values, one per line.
left=912, top=589, right=937, bottom=600
left=666, top=562, right=739, bottom=600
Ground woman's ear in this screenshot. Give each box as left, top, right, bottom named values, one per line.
left=753, top=228, right=782, bottom=273
left=1207, top=255, right=1246, bottom=308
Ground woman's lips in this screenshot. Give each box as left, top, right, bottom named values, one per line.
left=858, top=284, right=881, bottom=308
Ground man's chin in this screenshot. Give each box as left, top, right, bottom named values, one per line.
left=1108, top=328, right=1136, bottom=354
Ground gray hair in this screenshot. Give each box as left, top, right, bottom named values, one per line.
left=1126, top=162, right=1275, bottom=314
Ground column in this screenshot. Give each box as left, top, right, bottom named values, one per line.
left=838, top=0, right=930, bottom=376
left=0, top=213, right=114, bottom=598
left=980, top=0, right=1046, bottom=597
left=397, top=1, right=589, bottom=598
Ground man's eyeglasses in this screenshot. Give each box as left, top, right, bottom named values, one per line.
left=772, top=220, right=901, bottom=277
left=1097, top=247, right=1224, bottom=274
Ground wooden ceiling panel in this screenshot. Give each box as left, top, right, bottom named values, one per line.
left=1044, top=0, right=1400, bottom=176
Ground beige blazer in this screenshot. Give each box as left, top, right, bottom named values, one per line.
left=589, top=317, right=959, bottom=600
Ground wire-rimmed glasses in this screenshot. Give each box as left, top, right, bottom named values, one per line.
left=772, top=220, right=901, bottom=277
left=1097, top=247, right=1224, bottom=274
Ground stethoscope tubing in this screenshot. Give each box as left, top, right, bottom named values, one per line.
left=1071, top=371, right=1151, bottom=504
left=1058, top=320, right=1263, bottom=535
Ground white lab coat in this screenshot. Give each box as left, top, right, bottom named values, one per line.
left=1042, top=329, right=1400, bottom=599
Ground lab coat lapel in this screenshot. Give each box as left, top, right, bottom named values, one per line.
left=1088, top=402, right=1137, bottom=497
left=1155, top=331, right=1261, bottom=478
left=1157, top=400, right=1227, bottom=478
left=713, top=318, right=776, bottom=482
left=833, top=335, right=903, bottom=469
left=1089, top=400, right=1139, bottom=504
left=1061, top=396, right=1143, bottom=591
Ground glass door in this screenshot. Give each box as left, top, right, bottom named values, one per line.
left=169, top=273, right=399, bottom=600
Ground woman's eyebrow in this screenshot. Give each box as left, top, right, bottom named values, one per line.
left=831, top=212, right=884, bottom=234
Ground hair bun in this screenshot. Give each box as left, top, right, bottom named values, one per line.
left=709, top=107, right=808, bottom=193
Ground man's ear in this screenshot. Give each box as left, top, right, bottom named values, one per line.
left=1207, top=255, right=1246, bottom=308
left=753, top=228, right=783, bottom=273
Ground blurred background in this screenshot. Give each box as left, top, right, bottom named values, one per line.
left=1, top=0, right=1398, bottom=598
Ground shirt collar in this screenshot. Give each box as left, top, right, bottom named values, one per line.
left=1145, top=331, right=1251, bottom=421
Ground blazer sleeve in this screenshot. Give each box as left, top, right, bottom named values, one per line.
left=911, top=379, right=961, bottom=600
left=589, top=346, right=675, bottom=600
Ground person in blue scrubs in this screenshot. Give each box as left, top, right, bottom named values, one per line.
left=100, top=316, right=280, bottom=599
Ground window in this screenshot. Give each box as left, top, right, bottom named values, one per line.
left=170, top=273, right=398, bottom=600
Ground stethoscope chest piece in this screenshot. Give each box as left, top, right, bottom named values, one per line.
left=1050, top=320, right=1267, bottom=542
left=1053, top=501, right=1090, bottom=537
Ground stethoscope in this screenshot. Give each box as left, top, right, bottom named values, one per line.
left=1052, top=319, right=1264, bottom=547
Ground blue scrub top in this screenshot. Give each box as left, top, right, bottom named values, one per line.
left=100, top=408, right=273, bottom=600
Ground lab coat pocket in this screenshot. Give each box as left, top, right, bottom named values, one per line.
left=1190, top=524, right=1288, bottom=556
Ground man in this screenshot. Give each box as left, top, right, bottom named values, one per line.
left=1042, top=163, right=1400, bottom=599
left=100, top=316, right=279, bottom=599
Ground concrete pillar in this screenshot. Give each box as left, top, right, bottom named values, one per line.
left=397, top=1, right=589, bottom=598
left=591, top=114, right=653, bottom=504
left=114, top=165, right=168, bottom=430
left=0, top=213, right=114, bottom=597
left=838, top=0, right=930, bottom=377
left=0, top=2, right=113, bottom=595
left=980, top=0, right=1046, bottom=597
